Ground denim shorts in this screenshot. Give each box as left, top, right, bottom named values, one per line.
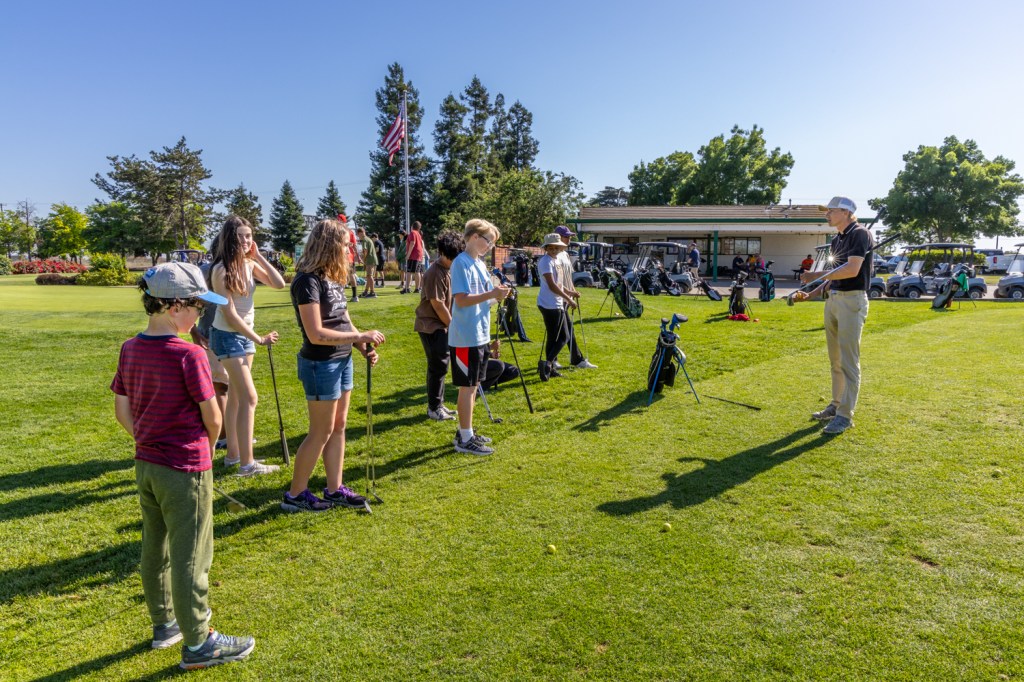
left=210, top=328, right=256, bottom=360
left=297, top=354, right=353, bottom=401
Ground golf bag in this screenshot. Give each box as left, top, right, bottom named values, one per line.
left=647, top=314, right=699, bottom=405
left=697, top=278, right=723, bottom=301
left=639, top=269, right=660, bottom=295
left=932, top=266, right=970, bottom=309
left=757, top=262, right=776, bottom=302
left=605, top=268, right=643, bottom=318
left=497, top=285, right=531, bottom=341
left=729, top=272, right=750, bottom=316
left=658, top=268, right=683, bottom=296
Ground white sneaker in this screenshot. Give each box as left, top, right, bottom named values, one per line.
left=236, top=461, right=280, bottom=477
left=224, top=456, right=265, bottom=467
left=553, top=361, right=563, bottom=370
left=427, top=407, right=456, bottom=421
left=576, top=359, right=598, bottom=369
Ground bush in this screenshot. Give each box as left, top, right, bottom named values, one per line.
left=35, top=273, right=78, bottom=285
left=13, top=259, right=88, bottom=275
left=278, top=254, right=294, bottom=271
left=78, top=252, right=135, bottom=286
left=381, top=261, right=401, bottom=280
left=905, top=249, right=985, bottom=272
left=0, top=254, right=11, bottom=276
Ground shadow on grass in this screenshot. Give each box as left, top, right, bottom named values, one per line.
left=573, top=390, right=649, bottom=432
left=26, top=641, right=183, bottom=682
left=0, top=501, right=282, bottom=604
left=0, top=479, right=135, bottom=522
left=597, top=424, right=826, bottom=515
left=0, top=459, right=132, bottom=493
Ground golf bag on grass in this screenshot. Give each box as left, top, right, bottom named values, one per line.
left=757, top=261, right=776, bottom=302
left=602, top=268, right=643, bottom=318
left=657, top=267, right=683, bottom=296
left=728, top=271, right=751, bottom=316
left=647, top=313, right=699, bottom=405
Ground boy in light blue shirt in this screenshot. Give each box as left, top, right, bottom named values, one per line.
left=448, top=219, right=510, bottom=455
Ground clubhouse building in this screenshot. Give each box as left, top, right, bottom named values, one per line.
left=572, top=205, right=880, bottom=281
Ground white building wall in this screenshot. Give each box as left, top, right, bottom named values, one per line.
left=759, top=234, right=831, bottom=277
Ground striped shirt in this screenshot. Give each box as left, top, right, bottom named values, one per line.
left=111, top=334, right=215, bottom=472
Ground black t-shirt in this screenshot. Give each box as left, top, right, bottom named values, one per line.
left=374, top=238, right=385, bottom=264
left=829, top=222, right=873, bottom=291
left=290, top=271, right=355, bottom=360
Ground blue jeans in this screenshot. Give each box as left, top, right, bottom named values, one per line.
left=209, top=328, right=255, bottom=360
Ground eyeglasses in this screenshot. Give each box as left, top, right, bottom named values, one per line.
left=478, top=234, right=494, bottom=247
left=188, top=303, right=206, bottom=313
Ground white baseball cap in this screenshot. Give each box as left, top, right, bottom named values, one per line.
left=823, top=196, right=857, bottom=213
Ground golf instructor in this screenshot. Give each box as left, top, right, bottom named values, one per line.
left=793, top=197, right=873, bottom=435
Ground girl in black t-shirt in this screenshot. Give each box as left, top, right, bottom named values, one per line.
left=282, top=219, right=386, bottom=513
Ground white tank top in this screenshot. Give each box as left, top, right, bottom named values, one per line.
left=212, top=262, right=256, bottom=331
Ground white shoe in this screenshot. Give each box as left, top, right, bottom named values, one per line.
left=236, top=461, right=280, bottom=477
left=553, top=361, right=563, bottom=370
left=427, top=407, right=456, bottom=421
left=576, top=359, right=598, bottom=369
left=224, top=456, right=265, bottom=467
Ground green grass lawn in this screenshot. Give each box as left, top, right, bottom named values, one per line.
left=0, top=276, right=1021, bottom=681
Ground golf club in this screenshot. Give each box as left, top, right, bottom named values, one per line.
left=265, top=344, right=290, bottom=465
left=365, top=352, right=382, bottom=506
left=213, top=486, right=246, bottom=512
left=490, top=269, right=534, bottom=413
left=573, top=300, right=589, bottom=361
left=477, top=385, right=502, bottom=423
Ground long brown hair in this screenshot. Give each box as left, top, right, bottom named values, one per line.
left=212, top=215, right=253, bottom=295
left=295, top=219, right=350, bottom=284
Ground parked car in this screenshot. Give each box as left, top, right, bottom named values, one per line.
left=993, top=243, right=1024, bottom=300
left=978, top=248, right=1012, bottom=274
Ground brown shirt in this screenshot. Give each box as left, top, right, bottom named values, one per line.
left=414, top=260, right=450, bottom=334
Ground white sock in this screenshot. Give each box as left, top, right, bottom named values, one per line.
left=459, top=428, right=474, bottom=443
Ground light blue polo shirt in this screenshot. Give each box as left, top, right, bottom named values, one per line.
left=448, top=252, right=493, bottom=348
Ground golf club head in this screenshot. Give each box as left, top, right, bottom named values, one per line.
left=361, top=500, right=373, bottom=514
left=787, top=293, right=795, bottom=306
left=371, top=492, right=384, bottom=504
left=227, top=501, right=246, bottom=513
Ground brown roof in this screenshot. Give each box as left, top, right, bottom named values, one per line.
left=579, top=204, right=828, bottom=221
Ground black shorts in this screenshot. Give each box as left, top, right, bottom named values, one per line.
left=450, top=345, right=488, bottom=387
left=405, top=260, right=423, bottom=273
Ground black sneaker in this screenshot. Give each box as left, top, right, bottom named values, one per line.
left=152, top=620, right=182, bottom=649
left=323, top=486, right=367, bottom=509
left=280, top=489, right=331, bottom=513
left=179, top=629, right=255, bottom=670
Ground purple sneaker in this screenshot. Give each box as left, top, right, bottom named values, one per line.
left=280, top=489, right=331, bottom=513
left=323, top=486, right=367, bottom=509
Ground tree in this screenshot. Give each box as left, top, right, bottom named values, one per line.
left=587, top=187, right=630, bottom=207
left=626, top=126, right=793, bottom=206
left=37, top=203, right=88, bottom=260
left=627, top=152, right=697, bottom=205
left=224, top=184, right=266, bottom=241
left=461, top=76, right=491, bottom=177
left=357, top=63, right=435, bottom=243
left=0, top=209, right=36, bottom=258
left=504, top=101, right=539, bottom=171
left=870, top=136, right=1023, bottom=243
left=461, top=169, right=585, bottom=247
left=84, top=201, right=147, bottom=257
left=432, top=92, right=475, bottom=229
left=486, top=93, right=510, bottom=172
left=269, top=180, right=306, bottom=256
left=316, top=180, right=348, bottom=219
left=680, top=125, right=794, bottom=205
left=93, top=137, right=223, bottom=260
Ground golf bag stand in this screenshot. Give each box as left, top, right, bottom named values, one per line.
left=647, top=314, right=699, bottom=406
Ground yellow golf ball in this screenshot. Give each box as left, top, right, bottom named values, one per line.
left=546, top=544, right=557, bottom=554
left=662, top=522, right=672, bottom=532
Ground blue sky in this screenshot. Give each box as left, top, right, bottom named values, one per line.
left=2, top=0, right=1022, bottom=247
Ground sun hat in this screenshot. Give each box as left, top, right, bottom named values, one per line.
left=541, top=233, right=568, bottom=249
left=823, top=196, right=856, bottom=213
left=143, top=263, right=228, bottom=305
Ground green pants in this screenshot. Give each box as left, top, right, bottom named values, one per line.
left=135, top=459, right=213, bottom=647
left=824, top=290, right=869, bottom=419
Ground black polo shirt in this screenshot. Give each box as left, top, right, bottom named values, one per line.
left=829, top=222, right=873, bottom=292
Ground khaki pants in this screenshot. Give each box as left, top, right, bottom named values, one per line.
left=824, top=290, right=868, bottom=419
left=136, top=460, right=213, bottom=647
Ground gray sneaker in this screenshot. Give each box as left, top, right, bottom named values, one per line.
left=236, top=461, right=280, bottom=477
left=822, top=416, right=854, bottom=434
left=812, top=404, right=837, bottom=421
left=454, top=433, right=494, bottom=456
left=427, top=407, right=456, bottom=421
left=179, top=629, right=255, bottom=670
left=454, top=428, right=491, bottom=444
left=152, top=620, right=183, bottom=649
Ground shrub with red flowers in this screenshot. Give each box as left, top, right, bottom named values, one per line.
left=12, top=259, right=88, bottom=275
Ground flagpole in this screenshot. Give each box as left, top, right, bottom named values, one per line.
left=402, top=88, right=411, bottom=233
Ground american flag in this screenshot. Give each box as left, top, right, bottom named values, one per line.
left=381, top=102, right=406, bottom=166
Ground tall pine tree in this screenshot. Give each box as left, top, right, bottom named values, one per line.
left=505, top=101, right=539, bottom=170
left=317, top=180, right=348, bottom=219
left=357, top=63, right=435, bottom=244
left=269, top=180, right=306, bottom=256
left=224, top=183, right=266, bottom=241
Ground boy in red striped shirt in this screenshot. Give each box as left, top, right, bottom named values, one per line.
left=111, top=262, right=255, bottom=670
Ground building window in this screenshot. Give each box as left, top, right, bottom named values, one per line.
left=720, top=237, right=761, bottom=255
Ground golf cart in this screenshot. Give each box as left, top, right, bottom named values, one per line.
left=624, top=242, right=696, bottom=294
left=169, top=249, right=205, bottom=265
left=810, top=244, right=887, bottom=299
left=895, top=243, right=986, bottom=300
left=570, top=241, right=615, bottom=288
left=993, top=243, right=1024, bottom=300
